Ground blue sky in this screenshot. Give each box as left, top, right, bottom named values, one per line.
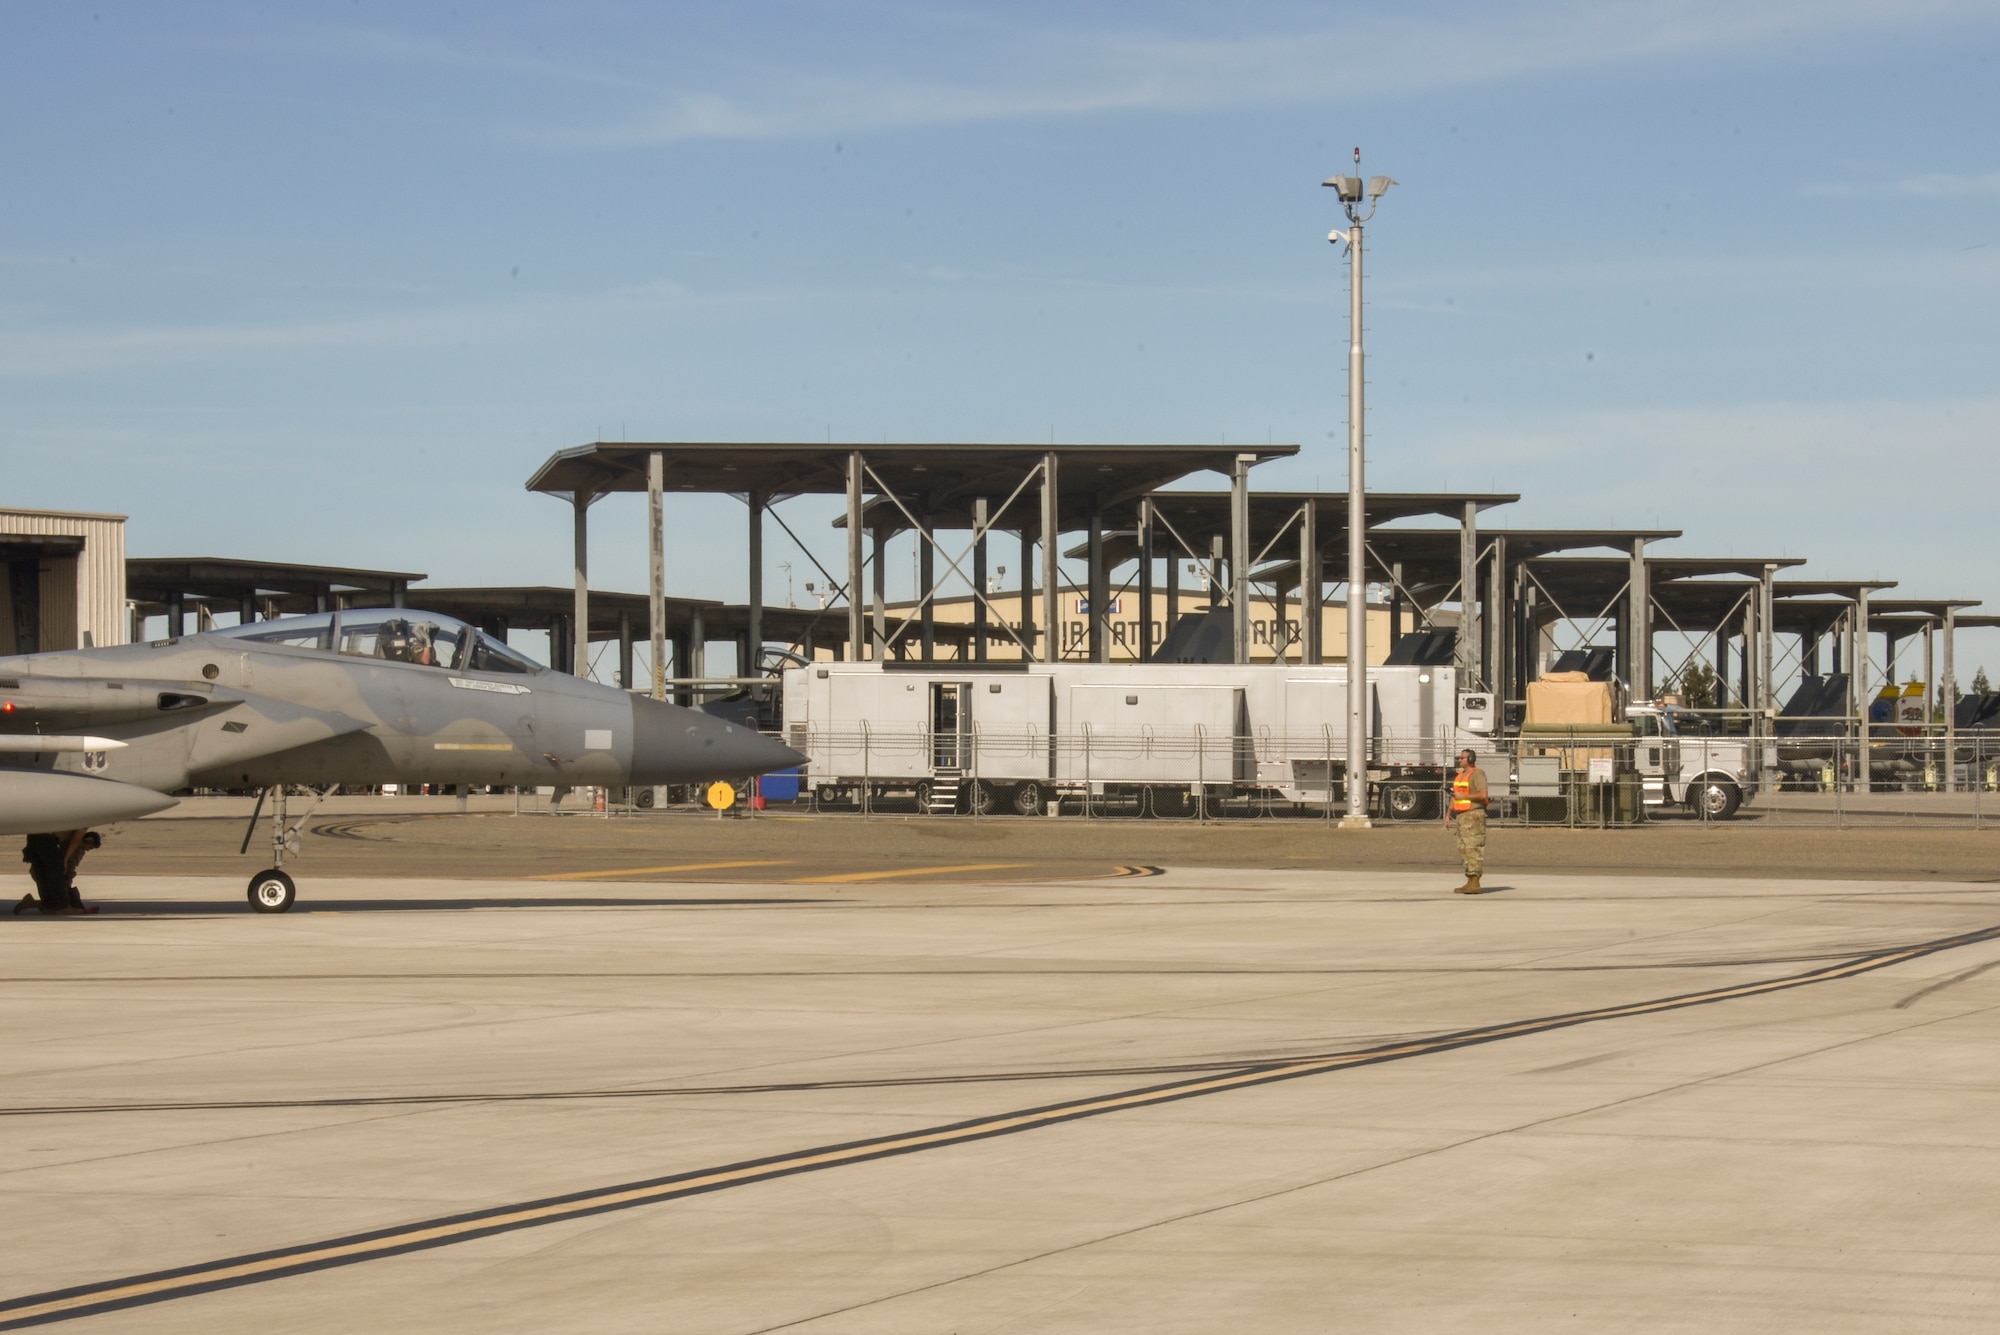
left=4, top=2, right=1997, bottom=674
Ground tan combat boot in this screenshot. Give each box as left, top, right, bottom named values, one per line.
left=1454, top=874, right=1484, bottom=895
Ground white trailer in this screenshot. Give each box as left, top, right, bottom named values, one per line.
left=782, top=661, right=1495, bottom=817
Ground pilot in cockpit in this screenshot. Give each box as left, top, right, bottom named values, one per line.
left=377, top=618, right=418, bottom=664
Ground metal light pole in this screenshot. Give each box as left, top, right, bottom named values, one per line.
left=1327, top=152, right=1394, bottom=828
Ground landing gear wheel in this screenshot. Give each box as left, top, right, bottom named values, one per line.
left=1012, top=781, right=1044, bottom=816
left=247, top=869, right=296, bottom=914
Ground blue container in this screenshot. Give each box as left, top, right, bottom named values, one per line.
left=759, top=768, right=801, bottom=802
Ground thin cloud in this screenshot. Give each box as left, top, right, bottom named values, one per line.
left=524, top=0, right=1992, bottom=147
left=1806, top=170, right=2000, bottom=198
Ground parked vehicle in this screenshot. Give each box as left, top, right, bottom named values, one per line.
left=782, top=661, right=1495, bottom=817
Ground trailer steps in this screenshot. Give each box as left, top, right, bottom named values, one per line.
left=924, top=768, right=962, bottom=814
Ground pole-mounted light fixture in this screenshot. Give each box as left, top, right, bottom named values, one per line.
left=1324, top=148, right=1394, bottom=829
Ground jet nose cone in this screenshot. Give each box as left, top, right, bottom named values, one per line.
left=629, top=695, right=804, bottom=785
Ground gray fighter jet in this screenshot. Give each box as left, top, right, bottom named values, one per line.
left=0, top=607, right=802, bottom=912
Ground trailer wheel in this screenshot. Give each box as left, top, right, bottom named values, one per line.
left=1012, top=781, right=1044, bottom=816
left=967, top=780, right=995, bottom=815
left=1690, top=777, right=1741, bottom=820
left=913, top=780, right=936, bottom=813
left=815, top=783, right=843, bottom=807
left=1384, top=782, right=1432, bottom=821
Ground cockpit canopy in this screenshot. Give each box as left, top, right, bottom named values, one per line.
left=212, top=609, right=543, bottom=674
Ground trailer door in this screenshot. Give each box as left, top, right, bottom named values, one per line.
left=930, top=682, right=969, bottom=770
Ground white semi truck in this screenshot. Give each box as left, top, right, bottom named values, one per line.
left=782, top=660, right=1496, bottom=817
left=1627, top=702, right=1763, bottom=819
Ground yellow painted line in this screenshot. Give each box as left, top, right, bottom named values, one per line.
left=6, top=921, right=1996, bottom=1329
left=791, top=862, right=1026, bottom=884
left=529, top=860, right=792, bottom=882
left=431, top=742, right=513, bottom=752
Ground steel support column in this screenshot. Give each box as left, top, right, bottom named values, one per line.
left=845, top=452, right=864, bottom=663
left=1230, top=454, right=1251, bottom=665
left=1091, top=509, right=1114, bottom=662
left=1458, top=500, right=1480, bottom=687
left=571, top=489, right=593, bottom=677
left=1945, top=607, right=1958, bottom=788
left=746, top=491, right=765, bottom=688
left=918, top=512, right=936, bottom=662
left=1301, top=499, right=1321, bottom=664
left=617, top=609, right=633, bottom=690
left=648, top=451, right=666, bottom=698
left=1040, top=453, right=1059, bottom=663
left=1020, top=527, right=1035, bottom=661
left=1629, top=538, right=1650, bottom=701
left=1488, top=538, right=1507, bottom=705
left=972, top=497, right=989, bottom=663
left=1137, top=499, right=1154, bottom=663
left=871, top=527, right=888, bottom=660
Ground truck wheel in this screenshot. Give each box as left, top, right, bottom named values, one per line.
left=633, top=787, right=656, bottom=809
left=1012, top=781, right=1043, bottom=816
left=967, top=780, right=995, bottom=815
left=815, top=783, right=843, bottom=807
left=1384, top=782, right=1431, bottom=821
left=1691, top=777, right=1741, bottom=820
left=913, top=780, right=935, bottom=813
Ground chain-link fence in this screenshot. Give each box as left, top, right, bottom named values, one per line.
left=569, top=715, right=2000, bottom=827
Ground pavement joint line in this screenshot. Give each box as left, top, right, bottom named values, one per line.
left=4, top=916, right=1999, bottom=1329
left=789, top=863, right=1028, bottom=884
left=527, top=861, right=793, bottom=881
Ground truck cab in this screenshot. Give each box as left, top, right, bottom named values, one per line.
left=1628, top=703, right=1759, bottom=819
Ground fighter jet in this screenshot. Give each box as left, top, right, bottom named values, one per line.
left=0, top=607, right=803, bottom=912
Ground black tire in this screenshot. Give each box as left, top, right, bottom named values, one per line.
left=1385, top=782, right=1431, bottom=821
left=1013, top=781, right=1044, bottom=816
left=913, top=780, right=935, bottom=813
left=967, top=780, right=995, bottom=816
left=247, top=869, right=296, bottom=914
left=633, top=787, right=656, bottom=809
left=815, top=783, right=843, bottom=807
left=1690, top=777, right=1741, bottom=820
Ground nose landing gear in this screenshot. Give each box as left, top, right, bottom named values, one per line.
left=240, top=785, right=329, bottom=913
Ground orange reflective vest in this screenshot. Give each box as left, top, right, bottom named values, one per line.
left=1451, top=771, right=1484, bottom=814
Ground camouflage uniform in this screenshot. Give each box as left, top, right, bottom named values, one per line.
left=1450, top=766, right=1488, bottom=876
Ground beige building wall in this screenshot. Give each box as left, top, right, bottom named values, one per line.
left=0, top=507, right=129, bottom=651
left=829, top=590, right=1444, bottom=665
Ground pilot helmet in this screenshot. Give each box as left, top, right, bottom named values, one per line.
left=377, top=618, right=417, bottom=660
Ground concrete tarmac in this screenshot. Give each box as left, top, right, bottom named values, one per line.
left=6, top=865, right=2000, bottom=1331
left=76, top=797, right=2000, bottom=883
